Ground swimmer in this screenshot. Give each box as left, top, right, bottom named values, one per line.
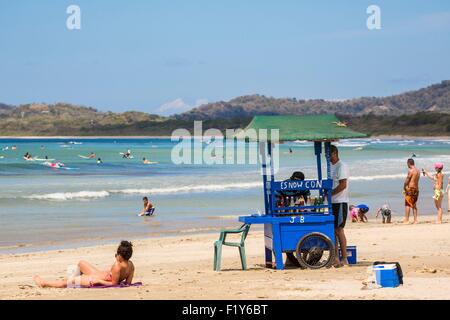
left=33, top=241, right=135, bottom=288
left=423, top=163, right=445, bottom=223
left=143, top=157, right=150, bottom=164
left=97, top=158, right=103, bottom=164
left=23, top=152, right=32, bottom=160
left=88, top=152, right=96, bottom=159
left=123, top=149, right=132, bottom=159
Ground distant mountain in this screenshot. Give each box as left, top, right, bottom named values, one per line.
left=0, top=103, right=13, bottom=114
left=1, top=81, right=450, bottom=136
left=177, top=80, right=450, bottom=120
left=0, top=102, right=164, bottom=136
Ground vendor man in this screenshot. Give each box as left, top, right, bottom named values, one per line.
left=330, top=145, right=349, bottom=267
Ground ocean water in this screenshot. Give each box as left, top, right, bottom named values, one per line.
left=0, top=137, right=449, bottom=254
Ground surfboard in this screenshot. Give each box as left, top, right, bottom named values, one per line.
left=143, top=161, right=158, bottom=164
left=78, top=155, right=93, bottom=159
left=33, top=157, right=55, bottom=161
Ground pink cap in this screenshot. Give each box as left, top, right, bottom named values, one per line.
left=434, top=162, right=444, bottom=170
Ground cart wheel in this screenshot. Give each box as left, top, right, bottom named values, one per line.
left=295, top=232, right=335, bottom=269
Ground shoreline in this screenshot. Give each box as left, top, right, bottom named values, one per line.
left=0, top=135, right=449, bottom=140
left=2, top=215, right=450, bottom=300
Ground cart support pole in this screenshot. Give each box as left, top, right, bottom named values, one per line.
left=314, top=141, right=323, bottom=197
left=267, top=141, right=274, bottom=213
left=260, top=141, right=270, bottom=215
left=260, top=141, right=273, bottom=267
left=324, top=142, right=333, bottom=214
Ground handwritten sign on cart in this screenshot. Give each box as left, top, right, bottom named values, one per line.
left=274, top=179, right=333, bottom=191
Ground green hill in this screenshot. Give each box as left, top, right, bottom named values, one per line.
left=178, top=80, right=450, bottom=120
left=1, top=81, right=450, bottom=136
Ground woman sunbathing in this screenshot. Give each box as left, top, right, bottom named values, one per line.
left=33, top=241, right=135, bottom=288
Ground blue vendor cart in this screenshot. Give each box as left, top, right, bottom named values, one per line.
left=235, top=115, right=366, bottom=270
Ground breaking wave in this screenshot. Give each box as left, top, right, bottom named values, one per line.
left=24, top=191, right=110, bottom=201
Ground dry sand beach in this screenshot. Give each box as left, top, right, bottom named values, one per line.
left=1, top=215, right=450, bottom=300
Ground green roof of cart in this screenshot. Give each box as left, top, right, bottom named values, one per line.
left=234, top=114, right=367, bottom=142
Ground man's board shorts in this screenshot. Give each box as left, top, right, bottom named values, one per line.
left=332, top=203, right=348, bottom=229
left=405, top=187, right=419, bottom=208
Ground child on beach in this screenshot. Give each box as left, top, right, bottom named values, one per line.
left=33, top=241, right=135, bottom=288
left=376, top=204, right=392, bottom=224
left=138, top=196, right=154, bottom=216
left=349, top=205, right=369, bottom=223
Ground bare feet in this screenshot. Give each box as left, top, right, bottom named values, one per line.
left=33, top=275, right=45, bottom=288
left=333, top=258, right=343, bottom=268
left=412, top=220, right=418, bottom=224
left=403, top=219, right=410, bottom=224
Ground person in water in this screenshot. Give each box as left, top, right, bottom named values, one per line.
left=97, top=158, right=103, bottom=164
left=123, top=149, right=132, bottom=159
left=423, top=163, right=445, bottom=224
left=138, top=196, right=154, bottom=216
left=143, top=157, right=150, bottom=164
left=88, top=152, right=96, bottom=159
left=403, top=158, right=420, bottom=224
left=23, top=152, right=32, bottom=160
left=33, top=241, right=135, bottom=288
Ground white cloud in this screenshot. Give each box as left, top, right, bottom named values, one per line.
left=193, top=98, right=208, bottom=108
left=157, top=98, right=208, bottom=115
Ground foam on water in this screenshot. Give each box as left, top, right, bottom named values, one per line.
left=25, top=190, right=110, bottom=201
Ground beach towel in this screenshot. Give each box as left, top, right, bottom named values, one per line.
left=88, top=282, right=143, bottom=289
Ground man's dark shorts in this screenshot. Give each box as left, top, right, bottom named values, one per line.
left=332, top=203, right=348, bottom=229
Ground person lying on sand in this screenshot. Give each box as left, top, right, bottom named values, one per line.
left=33, top=241, right=135, bottom=288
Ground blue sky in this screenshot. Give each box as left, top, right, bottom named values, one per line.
left=1, top=0, right=449, bottom=115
